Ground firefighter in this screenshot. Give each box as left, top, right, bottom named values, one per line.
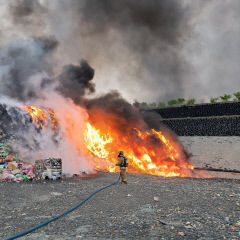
left=116, top=151, right=128, bottom=184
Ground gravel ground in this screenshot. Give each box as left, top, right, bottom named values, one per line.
left=1, top=173, right=240, bottom=240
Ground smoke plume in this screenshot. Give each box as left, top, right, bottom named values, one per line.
left=57, top=61, right=95, bottom=103
left=62, top=0, right=193, bottom=102
left=1, top=1, right=240, bottom=102
left=0, top=37, right=54, bottom=101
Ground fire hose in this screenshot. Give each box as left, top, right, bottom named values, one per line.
left=5, top=175, right=120, bottom=240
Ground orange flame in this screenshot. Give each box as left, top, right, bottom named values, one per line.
left=83, top=122, right=194, bottom=177
left=23, top=105, right=194, bottom=177
left=84, top=122, right=113, bottom=159
left=23, top=105, right=57, bottom=129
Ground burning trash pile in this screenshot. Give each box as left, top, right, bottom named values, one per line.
left=0, top=36, right=197, bottom=179
left=0, top=100, right=196, bottom=181
left=0, top=142, right=62, bottom=182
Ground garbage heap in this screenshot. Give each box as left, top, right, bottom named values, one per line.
left=0, top=143, right=62, bottom=182
left=0, top=143, right=34, bottom=182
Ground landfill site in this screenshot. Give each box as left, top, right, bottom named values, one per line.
left=1, top=101, right=240, bottom=240
left=1, top=1, right=240, bottom=240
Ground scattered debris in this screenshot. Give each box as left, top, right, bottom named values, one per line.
left=235, top=221, right=240, bottom=227
left=154, top=196, right=159, bottom=201
left=0, top=142, right=62, bottom=182
left=225, top=217, right=230, bottom=222
left=158, top=219, right=192, bottom=228
left=232, top=221, right=240, bottom=232
left=51, top=192, right=63, bottom=196
left=178, top=232, right=185, bottom=236
left=231, top=226, right=238, bottom=232
left=34, top=158, right=62, bottom=180
left=159, top=219, right=168, bottom=225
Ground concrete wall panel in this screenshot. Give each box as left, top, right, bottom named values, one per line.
left=153, top=101, right=240, bottom=118
left=179, top=136, right=240, bottom=171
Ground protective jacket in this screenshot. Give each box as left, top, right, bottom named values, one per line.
left=116, top=155, right=127, bottom=184
left=116, top=156, right=126, bottom=170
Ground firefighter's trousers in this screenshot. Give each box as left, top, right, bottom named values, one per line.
left=120, top=167, right=127, bottom=183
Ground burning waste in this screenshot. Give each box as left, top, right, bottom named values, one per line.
left=0, top=34, right=196, bottom=181
left=0, top=98, right=195, bottom=182
left=22, top=102, right=194, bottom=178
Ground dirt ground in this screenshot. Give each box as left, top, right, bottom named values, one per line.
left=1, top=173, right=240, bottom=240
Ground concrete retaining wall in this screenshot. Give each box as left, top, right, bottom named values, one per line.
left=162, top=116, right=240, bottom=136
left=152, top=101, right=240, bottom=118
left=150, top=104, right=240, bottom=172
left=179, top=136, right=240, bottom=171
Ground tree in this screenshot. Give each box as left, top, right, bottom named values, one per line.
left=233, top=92, right=240, bottom=101
left=186, top=98, right=196, bottom=105
left=220, top=94, right=232, bottom=102
left=158, top=101, right=166, bottom=108
left=168, top=99, right=178, bottom=106
left=210, top=97, right=218, bottom=103
left=177, top=98, right=185, bottom=105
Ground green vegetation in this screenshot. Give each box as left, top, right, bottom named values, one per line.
left=233, top=92, right=240, bottom=101
left=177, top=98, right=185, bottom=104
left=210, top=97, right=219, bottom=103
left=167, top=99, right=178, bottom=106
left=186, top=98, right=196, bottom=105
left=132, top=91, right=240, bottom=109
left=220, top=94, right=232, bottom=102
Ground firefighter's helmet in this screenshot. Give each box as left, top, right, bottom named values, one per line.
left=118, top=151, right=124, bottom=157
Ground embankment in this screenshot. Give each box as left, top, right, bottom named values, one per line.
left=150, top=102, right=240, bottom=172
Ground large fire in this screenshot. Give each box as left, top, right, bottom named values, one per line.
left=23, top=105, right=194, bottom=177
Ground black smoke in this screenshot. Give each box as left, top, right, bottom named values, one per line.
left=9, top=0, right=45, bottom=24
left=84, top=91, right=141, bottom=122
left=4, top=0, right=206, bottom=102
left=0, top=37, right=57, bottom=101
left=9, top=0, right=35, bottom=18
left=83, top=91, right=163, bottom=132
left=0, top=1, right=192, bottom=131
left=6, top=0, right=237, bottom=103
left=79, top=0, right=187, bottom=46
left=74, top=0, right=192, bottom=100
left=57, top=61, right=95, bottom=103
left=33, top=36, right=59, bottom=53
left=0, top=36, right=97, bottom=103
